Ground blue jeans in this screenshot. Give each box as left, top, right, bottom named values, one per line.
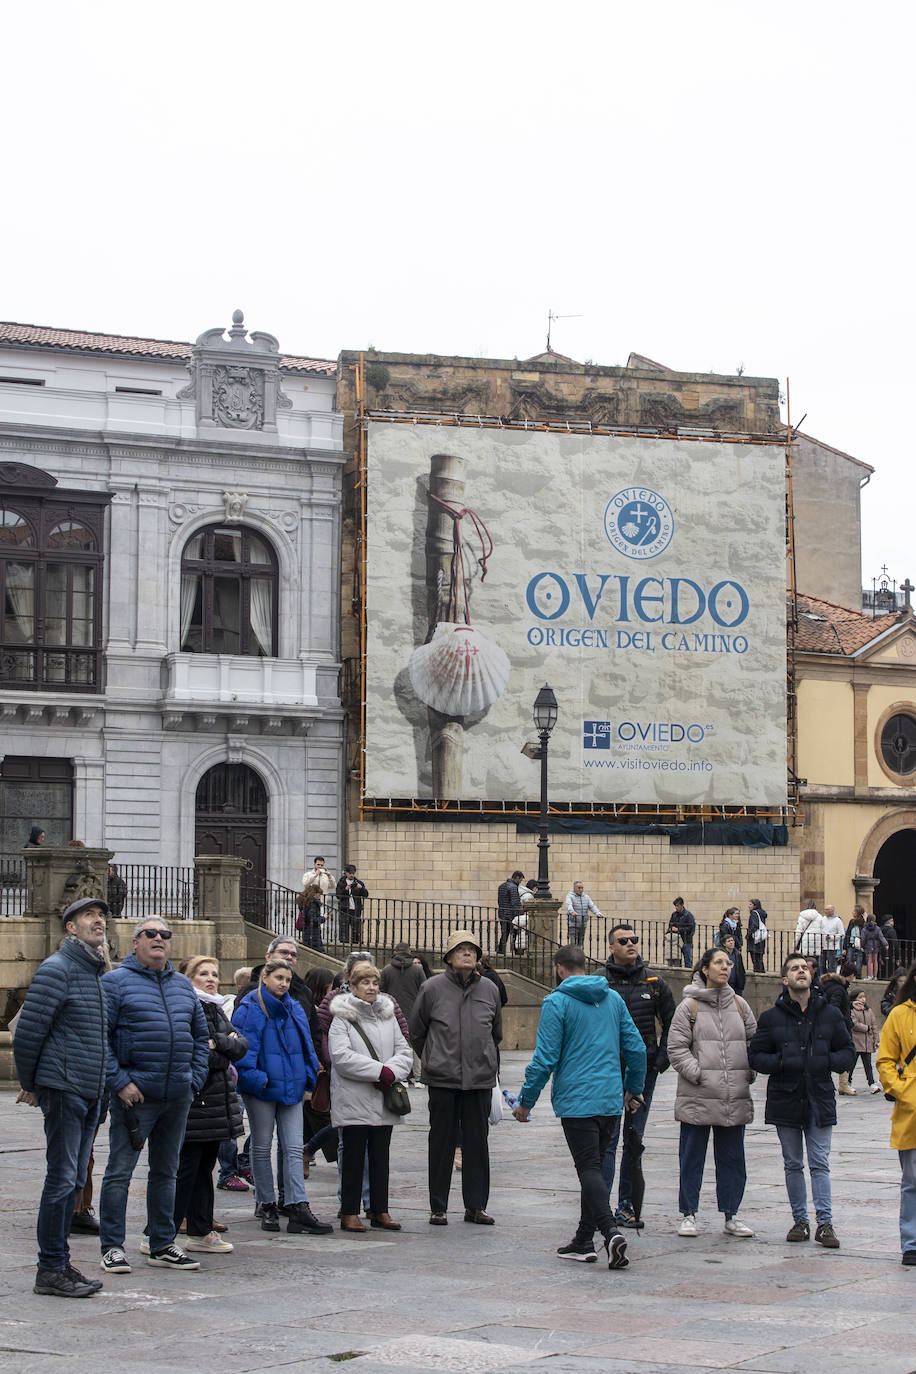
left=99, top=1093, right=192, bottom=1253
left=601, top=1069, right=657, bottom=1208
left=243, top=1096, right=307, bottom=1207
left=776, top=1121, right=833, bottom=1225
left=682, top=942, right=694, bottom=969
left=678, top=1122, right=746, bottom=1217
left=900, top=1149, right=916, bottom=1254
left=35, top=1089, right=101, bottom=1271
left=217, top=1136, right=239, bottom=1183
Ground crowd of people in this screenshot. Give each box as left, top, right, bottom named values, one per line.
left=11, top=893, right=916, bottom=1300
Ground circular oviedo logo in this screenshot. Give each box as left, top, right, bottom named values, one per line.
left=604, top=487, right=674, bottom=560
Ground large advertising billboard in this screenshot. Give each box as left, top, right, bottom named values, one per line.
left=365, top=421, right=787, bottom=805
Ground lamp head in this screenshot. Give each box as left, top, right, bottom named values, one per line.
left=533, top=683, right=558, bottom=735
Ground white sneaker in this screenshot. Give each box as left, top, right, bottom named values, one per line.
left=870, top=1083, right=882, bottom=1094
left=185, top=1232, right=233, bottom=1253
left=724, top=1215, right=754, bottom=1237
left=138, top=1236, right=150, bottom=1255
left=678, top=1214, right=698, bottom=1237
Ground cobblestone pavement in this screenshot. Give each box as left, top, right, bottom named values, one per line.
left=0, top=1052, right=912, bottom=1374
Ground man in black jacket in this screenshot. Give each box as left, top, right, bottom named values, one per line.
left=14, top=898, right=109, bottom=1298
left=749, top=952, right=855, bottom=1248
left=600, top=923, right=675, bottom=1229
left=496, top=871, right=524, bottom=955
left=335, top=866, right=369, bottom=945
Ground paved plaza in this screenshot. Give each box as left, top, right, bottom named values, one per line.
left=0, top=1050, right=912, bottom=1374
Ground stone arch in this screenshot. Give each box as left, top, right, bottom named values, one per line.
left=855, top=807, right=916, bottom=878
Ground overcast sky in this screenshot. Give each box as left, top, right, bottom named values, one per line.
left=5, top=1, right=913, bottom=585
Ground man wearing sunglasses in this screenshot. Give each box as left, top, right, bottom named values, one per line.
left=97, top=919, right=209, bottom=1275
left=600, top=924, right=676, bottom=1230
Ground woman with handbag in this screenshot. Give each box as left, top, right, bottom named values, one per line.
left=172, top=956, right=248, bottom=1253
left=328, top=960, right=412, bottom=1233
left=876, top=962, right=916, bottom=1265
left=232, top=959, right=332, bottom=1236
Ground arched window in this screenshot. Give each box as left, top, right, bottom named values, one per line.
left=0, top=499, right=104, bottom=691
left=180, top=524, right=278, bottom=656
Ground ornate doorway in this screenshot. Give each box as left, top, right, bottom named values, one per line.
left=195, top=763, right=267, bottom=919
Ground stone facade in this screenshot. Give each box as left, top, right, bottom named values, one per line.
left=795, top=592, right=916, bottom=942
left=0, top=314, right=345, bottom=888
left=346, top=817, right=801, bottom=956
left=336, top=346, right=873, bottom=913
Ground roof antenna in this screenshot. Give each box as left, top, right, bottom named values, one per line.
left=546, top=309, right=583, bottom=352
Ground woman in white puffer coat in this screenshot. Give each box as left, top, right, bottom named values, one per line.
left=667, top=946, right=757, bottom=1241
left=329, top=961, right=413, bottom=1235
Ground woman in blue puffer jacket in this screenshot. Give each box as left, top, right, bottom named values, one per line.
left=232, top=959, right=332, bottom=1237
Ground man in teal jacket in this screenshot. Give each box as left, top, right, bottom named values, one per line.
left=513, top=945, right=646, bottom=1269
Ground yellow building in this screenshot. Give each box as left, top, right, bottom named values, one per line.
left=797, top=590, right=916, bottom=947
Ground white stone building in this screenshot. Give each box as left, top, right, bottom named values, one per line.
left=0, top=313, right=344, bottom=897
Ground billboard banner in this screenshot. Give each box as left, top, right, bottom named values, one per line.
left=365, top=421, right=787, bottom=806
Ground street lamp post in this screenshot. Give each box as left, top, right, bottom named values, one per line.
left=532, top=684, right=558, bottom=898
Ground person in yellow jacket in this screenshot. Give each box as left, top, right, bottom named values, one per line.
left=876, top=962, right=916, bottom=1267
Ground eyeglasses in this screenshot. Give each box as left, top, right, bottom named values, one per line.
left=137, top=928, right=172, bottom=940
left=615, top=935, right=639, bottom=946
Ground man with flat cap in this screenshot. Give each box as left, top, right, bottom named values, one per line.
left=14, top=897, right=110, bottom=1298
left=409, top=929, right=502, bottom=1226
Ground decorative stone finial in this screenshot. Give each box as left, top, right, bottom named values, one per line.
left=232, top=309, right=244, bottom=325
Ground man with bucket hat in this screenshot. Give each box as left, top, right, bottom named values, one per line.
left=14, top=897, right=110, bottom=1298
left=409, top=929, right=502, bottom=1226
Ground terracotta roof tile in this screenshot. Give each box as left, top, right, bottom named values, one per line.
left=794, top=591, right=899, bottom=655
left=0, top=321, right=335, bottom=376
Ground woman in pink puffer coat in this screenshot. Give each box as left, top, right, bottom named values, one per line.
left=667, top=947, right=757, bottom=1240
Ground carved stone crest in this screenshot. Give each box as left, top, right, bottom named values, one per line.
left=178, top=310, right=290, bottom=433
left=213, top=367, right=264, bottom=430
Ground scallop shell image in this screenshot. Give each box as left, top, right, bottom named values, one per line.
left=408, top=622, right=510, bottom=717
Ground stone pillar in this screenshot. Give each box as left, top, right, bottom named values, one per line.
left=518, top=896, right=561, bottom=982
left=195, top=854, right=248, bottom=966
left=853, top=873, right=880, bottom=912
left=23, top=846, right=113, bottom=956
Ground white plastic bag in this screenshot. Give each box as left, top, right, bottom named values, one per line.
left=488, top=1081, right=504, bottom=1125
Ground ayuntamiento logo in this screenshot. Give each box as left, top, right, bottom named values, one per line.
left=604, top=487, right=674, bottom=560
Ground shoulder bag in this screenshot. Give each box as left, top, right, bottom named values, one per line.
left=349, top=1019, right=411, bottom=1116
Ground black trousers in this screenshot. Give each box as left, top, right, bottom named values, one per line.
left=496, top=915, right=513, bottom=954
left=561, top=1115, right=618, bottom=1243
left=850, top=1051, right=875, bottom=1086
left=340, top=1124, right=392, bottom=1216
left=173, top=1138, right=220, bottom=1237
left=427, top=1086, right=490, bottom=1214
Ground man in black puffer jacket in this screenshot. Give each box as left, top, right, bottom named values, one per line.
left=749, top=952, right=855, bottom=1249
left=14, top=898, right=110, bottom=1299
left=600, top=923, right=676, bottom=1229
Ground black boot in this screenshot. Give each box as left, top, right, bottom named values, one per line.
left=286, top=1201, right=333, bottom=1235
left=260, top=1202, right=281, bottom=1232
